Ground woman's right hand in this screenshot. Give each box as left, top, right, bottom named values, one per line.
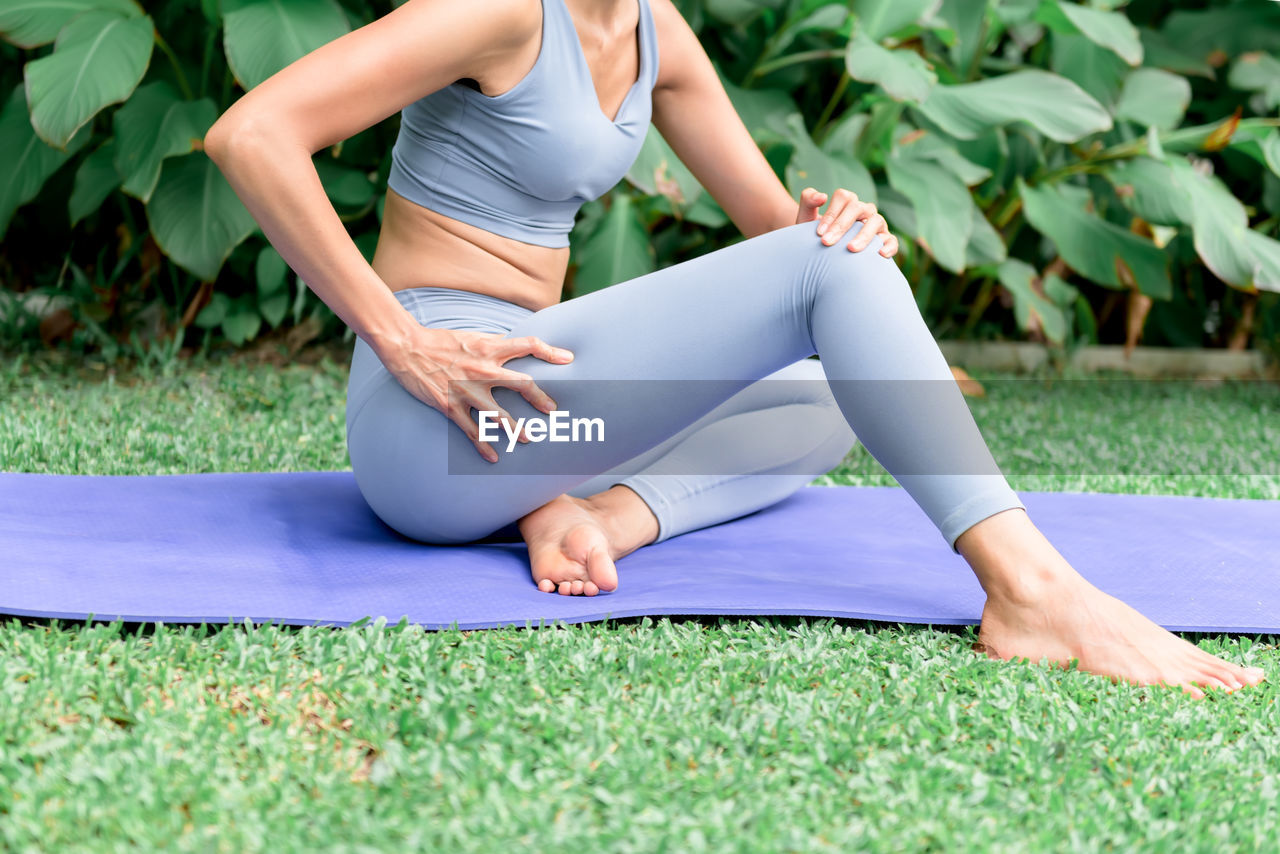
left=376, top=324, right=575, bottom=463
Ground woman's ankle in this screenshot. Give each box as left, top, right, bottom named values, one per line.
left=584, top=485, right=660, bottom=557
left=956, top=508, right=1088, bottom=604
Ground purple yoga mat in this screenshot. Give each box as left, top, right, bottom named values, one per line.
left=1, top=472, right=1277, bottom=632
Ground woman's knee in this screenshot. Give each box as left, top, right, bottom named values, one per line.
left=806, top=220, right=903, bottom=293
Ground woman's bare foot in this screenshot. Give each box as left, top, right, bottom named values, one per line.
left=518, top=486, right=660, bottom=596
left=958, top=509, right=1268, bottom=700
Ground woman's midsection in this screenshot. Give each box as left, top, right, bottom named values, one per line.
left=371, top=187, right=569, bottom=312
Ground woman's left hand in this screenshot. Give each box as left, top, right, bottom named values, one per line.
left=796, top=187, right=898, bottom=258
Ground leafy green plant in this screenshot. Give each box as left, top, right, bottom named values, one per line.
left=3, top=0, right=1280, bottom=358
left=624, top=0, right=1280, bottom=352
left=0, top=0, right=389, bottom=353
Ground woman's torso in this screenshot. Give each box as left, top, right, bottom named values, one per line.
left=371, top=0, right=655, bottom=313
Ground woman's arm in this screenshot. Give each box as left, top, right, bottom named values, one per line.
left=648, top=0, right=897, bottom=257
left=203, top=0, right=541, bottom=356
left=648, top=0, right=797, bottom=239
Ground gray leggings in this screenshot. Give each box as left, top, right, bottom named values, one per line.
left=345, top=219, right=1024, bottom=552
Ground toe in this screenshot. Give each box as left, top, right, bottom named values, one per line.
left=585, top=546, right=619, bottom=593
left=538, top=578, right=555, bottom=593
left=1234, top=664, right=1266, bottom=685
left=583, top=580, right=599, bottom=596
left=559, top=580, right=572, bottom=595
left=1196, top=668, right=1241, bottom=693
left=570, top=579, right=585, bottom=595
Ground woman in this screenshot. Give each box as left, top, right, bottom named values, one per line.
left=205, top=0, right=1265, bottom=698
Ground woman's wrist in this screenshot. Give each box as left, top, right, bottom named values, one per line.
left=361, top=299, right=430, bottom=369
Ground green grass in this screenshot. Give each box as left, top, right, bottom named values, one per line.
left=2, top=352, right=1279, bottom=852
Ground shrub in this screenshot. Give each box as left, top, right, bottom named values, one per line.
left=2, top=0, right=1278, bottom=357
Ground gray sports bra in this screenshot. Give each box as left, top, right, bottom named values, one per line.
left=387, top=0, right=660, bottom=248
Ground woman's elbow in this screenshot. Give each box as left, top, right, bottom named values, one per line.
left=204, top=109, right=279, bottom=163
left=204, top=117, right=251, bottom=163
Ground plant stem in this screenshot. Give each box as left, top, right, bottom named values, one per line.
left=813, top=71, right=850, bottom=142
left=199, top=26, right=217, bottom=100
left=991, top=193, right=1022, bottom=230
left=962, top=276, right=996, bottom=337
left=154, top=32, right=194, bottom=101
left=750, top=49, right=844, bottom=80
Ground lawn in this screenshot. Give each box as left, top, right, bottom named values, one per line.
left=2, top=351, right=1278, bottom=852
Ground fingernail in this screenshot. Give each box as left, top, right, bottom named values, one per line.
left=558, top=349, right=574, bottom=361
left=816, top=222, right=826, bottom=235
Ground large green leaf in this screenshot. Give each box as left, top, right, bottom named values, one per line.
left=113, top=82, right=218, bottom=203
left=886, top=152, right=973, bottom=273
left=1160, top=156, right=1280, bottom=293
left=69, top=137, right=120, bottom=226
left=23, top=10, right=153, bottom=149
left=571, top=194, right=654, bottom=296
left=0, top=84, right=90, bottom=239
left=221, top=295, right=262, bottom=345
left=852, top=99, right=903, bottom=163
left=782, top=113, right=876, bottom=207
left=1242, top=229, right=1280, bottom=294
left=916, top=70, right=1112, bottom=143
left=313, top=156, right=374, bottom=208
left=1110, top=148, right=1280, bottom=291
left=844, top=31, right=936, bottom=104
left=851, top=0, right=935, bottom=41
left=1160, top=4, right=1280, bottom=63
left=1018, top=177, right=1170, bottom=298
left=768, top=4, right=848, bottom=58
left=1137, top=26, right=1214, bottom=80
left=223, top=0, right=351, bottom=91
left=1228, top=52, right=1280, bottom=112
left=256, top=245, right=289, bottom=328
left=967, top=209, right=1007, bottom=266
left=1102, top=156, right=1191, bottom=228
left=1050, top=30, right=1128, bottom=109
left=0, top=0, right=141, bottom=48
left=1228, top=126, right=1280, bottom=181
left=717, top=67, right=796, bottom=143
left=819, top=111, right=870, bottom=159
left=996, top=257, right=1068, bottom=343
left=703, top=0, right=784, bottom=27
left=626, top=125, right=704, bottom=211
left=1034, top=0, right=1141, bottom=65
left=873, top=183, right=918, bottom=243
left=938, top=0, right=987, bottom=78
left=995, top=0, right=1041, bottom=27
left=146, top=152, right=257, bottom=281
left=1114, top=68, right=1190, bottom=131
left=891, top=126, right=991, bottom=186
